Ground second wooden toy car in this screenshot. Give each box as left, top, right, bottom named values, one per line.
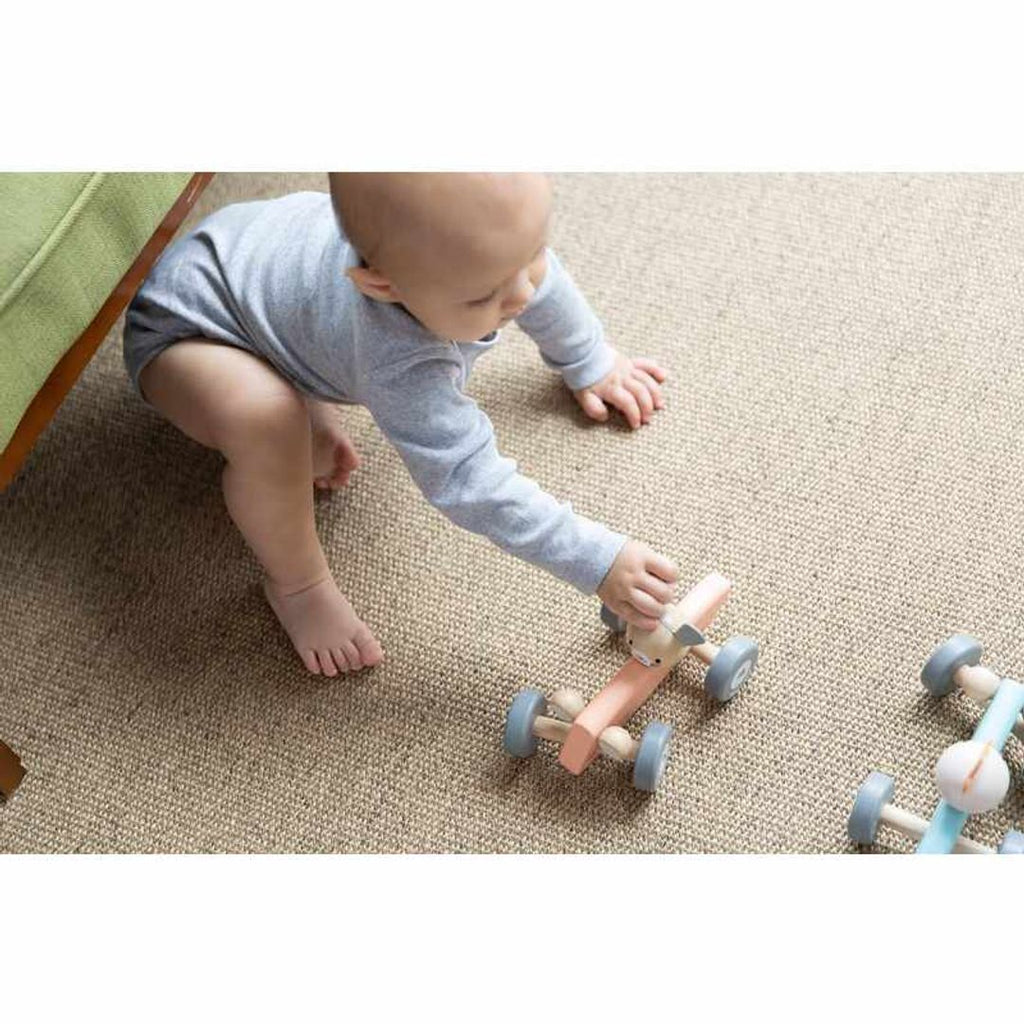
left=849, top=634, right=1024, bottom=854
left=503, top=572, right=759, bottom=791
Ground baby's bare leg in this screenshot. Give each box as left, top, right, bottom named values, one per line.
left=139, top=340, right=383, bottom=676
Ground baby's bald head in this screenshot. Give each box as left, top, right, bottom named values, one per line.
left=328, top=173, right=550, bottom=283
left=327, top=173, right=553, bottom=342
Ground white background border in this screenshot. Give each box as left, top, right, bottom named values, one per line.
left=4, top=1, right=1023, bottom=1015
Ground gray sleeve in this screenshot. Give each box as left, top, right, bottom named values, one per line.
left=360, top=349, right=627, bottom=595
left=514, top=248, right=617, bottom=391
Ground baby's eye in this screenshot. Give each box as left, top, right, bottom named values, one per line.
left=467, top=291, right=498, bottom=308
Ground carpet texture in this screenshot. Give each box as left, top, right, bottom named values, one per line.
left=2, top=173, right=1024, bottom=853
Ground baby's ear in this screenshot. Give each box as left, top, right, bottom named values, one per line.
left=346, top=265, right=400, bottom=303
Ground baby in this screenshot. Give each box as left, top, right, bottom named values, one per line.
left=123, top=173, right=679, bottom=676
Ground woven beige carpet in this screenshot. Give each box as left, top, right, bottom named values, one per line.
left=2, top=173, right=1023, bottom=853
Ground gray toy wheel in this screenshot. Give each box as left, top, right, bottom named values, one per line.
left=998, top=830, right=1024, bottom=855
left=600, top=603, right=627, bottom=634
left=848, top=771, right=895, bottom=845
left=503, top=689, right=546, bottom=758
left=632, top=721, right=673, bottom=792
left=921, top=634, right=982, bottom=697
left=704, top=637, right=759, bottom=703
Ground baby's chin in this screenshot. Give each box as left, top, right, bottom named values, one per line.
left=407, top=305, right=507, bottom=342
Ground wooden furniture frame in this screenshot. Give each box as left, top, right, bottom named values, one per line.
left=0, top=739, right=26, bottom=801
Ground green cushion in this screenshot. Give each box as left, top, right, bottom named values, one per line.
left=0, top=172, right=193, bottom=451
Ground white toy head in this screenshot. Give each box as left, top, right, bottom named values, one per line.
left=625, top=620, right=684, bottom=670
left=934, top=740, right=1010, bottom=814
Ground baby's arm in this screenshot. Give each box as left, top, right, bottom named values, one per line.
left=360, top=348, right=677, bottom=628
left=516, top=249, right=668, bottom=429
left=361, top=347, right=623, bottom=594
left=515, top=248, right=615, bottom=392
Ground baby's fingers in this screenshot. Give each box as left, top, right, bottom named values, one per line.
left=639, top=573, right=675, bottom=604
left=630, top=588, right=669, bottom=621
left=577, top=389, right=609, bottom=422
left=621, top=601, right=661, bottom=632
left=645, top=550, right=679, bottom=584
left=633, top=368, right=664, bottom=409
left=624, top=377, right=654, bottom=423
left=633, top=357, right=668, bottom=382
left=610, top=385, right=643, bottom=430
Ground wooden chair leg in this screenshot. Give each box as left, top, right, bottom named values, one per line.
left=0, top=739, right=26, bottom=800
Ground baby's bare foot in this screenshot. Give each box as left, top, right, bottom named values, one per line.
left=307, top=399, right=361, bottom=490
left=264, top=575, right=384, bottom=676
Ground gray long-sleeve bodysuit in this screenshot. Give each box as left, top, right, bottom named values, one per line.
left=123, top=191, right=627, bottom=594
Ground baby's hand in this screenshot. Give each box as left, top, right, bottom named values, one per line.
left=597, top=539, right=679, bottom=632
left=574, top=349, right=668, bottom=429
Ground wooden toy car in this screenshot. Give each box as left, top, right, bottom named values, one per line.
left=849, top=634, right=1024, bottom=854
left=502, top=572, right=759, bottom=791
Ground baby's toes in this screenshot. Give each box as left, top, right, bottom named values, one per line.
left=355, top=627, right=383, bottom=667
left=336, top=437, right=361, bottom=472
left=330, top=646, right=351, bottom=673
left=335, top=638, right=360, bottom=671
left=300, top=649, right=321, bottom=674
left=317, top=649, right=340, bottom=677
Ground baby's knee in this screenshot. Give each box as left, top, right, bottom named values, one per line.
left=216, top=378, right=309, bottom=460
